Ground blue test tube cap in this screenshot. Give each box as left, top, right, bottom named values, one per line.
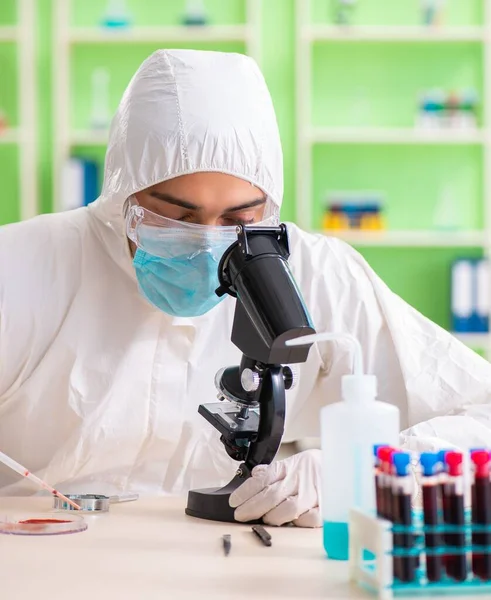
left=420, top=452, right=439, bottom=477
left=393, top=451, right=411, bottom=477
left=373, top=444, right=388, bottom=457
left=437, top=449, right=450, bottom=465
left=373, top=444, right=389, bottom=466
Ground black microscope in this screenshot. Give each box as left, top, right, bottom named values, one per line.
left=185, top=224, right=315, bottom=523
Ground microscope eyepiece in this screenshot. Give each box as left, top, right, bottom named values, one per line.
left=216, top=225, right=315, bottom=365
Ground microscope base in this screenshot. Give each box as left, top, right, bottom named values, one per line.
left=185, top=472, right=261, bottom=524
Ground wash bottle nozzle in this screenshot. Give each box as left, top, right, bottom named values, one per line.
left=287, top=331, right=375, bottom=404
left=286, top=331, right=364, bottom=375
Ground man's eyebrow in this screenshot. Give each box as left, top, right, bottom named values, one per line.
left=149, top=192, right=201, bottom=211
left=149, top=192, right=266, bottom=213
left=224, top=198, right=266, bottom=213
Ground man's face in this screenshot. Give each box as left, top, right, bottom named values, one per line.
left=134, top=172, right=267, bottom=227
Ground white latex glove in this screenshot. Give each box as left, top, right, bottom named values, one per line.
left=229, top=449, right=322, bottom=527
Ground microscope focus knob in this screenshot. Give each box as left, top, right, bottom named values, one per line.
left=283, top=365, right=299, bottom=390
left=241, top=368, right=261, bottom=393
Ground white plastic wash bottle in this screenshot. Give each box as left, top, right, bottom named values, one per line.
left=287, top=332, right=400, bottom=561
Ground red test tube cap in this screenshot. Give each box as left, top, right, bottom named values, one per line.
left=471, top=450, right=490, bottom=478
left=378, top=447, right=396, bottom=473
left=445, top=451, right=463, bottom=476
left=387, top=448, right=397, bottom=460
left=378, top=447, right=396, bottom=461
left=378, top=447, right=389, bottom=461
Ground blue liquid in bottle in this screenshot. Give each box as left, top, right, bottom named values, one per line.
left=323, top=520, right=349, bottom=560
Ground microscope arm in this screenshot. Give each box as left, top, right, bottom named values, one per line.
left=242, top=365, right=286, bottom=474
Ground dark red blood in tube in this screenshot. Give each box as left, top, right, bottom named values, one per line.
left=471, top=451, right=491, bottom=581
left=444, top=452, right=467, bottom=582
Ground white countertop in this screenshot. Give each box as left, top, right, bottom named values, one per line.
left=1, top=496, right=476, bottom=600
left=0, top=496, right=358, bottom=600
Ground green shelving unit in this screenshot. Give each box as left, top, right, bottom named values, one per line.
left=295, top=0, right=491, bottom=354
left=0, top=0, right=37, bottom=224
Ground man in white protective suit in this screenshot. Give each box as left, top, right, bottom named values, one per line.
left=1, top=49, right=491, bottom=528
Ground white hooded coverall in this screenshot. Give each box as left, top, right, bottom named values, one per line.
left=1, top=50, right=491, bottom=496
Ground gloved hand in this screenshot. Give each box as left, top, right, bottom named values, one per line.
left=229, top=449, right=322, bottom=527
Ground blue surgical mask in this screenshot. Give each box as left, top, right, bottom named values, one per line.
left=133, top=244, right=230, bottom=317
left=125, top=196, right=278, bottom=317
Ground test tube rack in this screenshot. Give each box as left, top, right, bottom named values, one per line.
left=349, top=508, right=491, bottom=599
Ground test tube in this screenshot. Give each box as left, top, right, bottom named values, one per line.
left=377, top=447, right=390, bottom=519
left=469, top=448, right=486, bottom=514
left=392, top=452, right=417, bottom=583
left=471, top=450, right=491, bottom=581
left=374, top=444, right=389, bottom=518
left=437, top=448, right=450, bottom=571
left=437, top=449, right=449, bottom=496
left=379, top=447, right=396, bottom=521
left=443, top=451, right=468, bottom=582
left=469, top=448, right=485, bottom=530
left=420, top=452, right=443, bottom=582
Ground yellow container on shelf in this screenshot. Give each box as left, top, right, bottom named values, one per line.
left=323, top=211, right=351, bottom=231
left=359, top=213, right=386, bottom=231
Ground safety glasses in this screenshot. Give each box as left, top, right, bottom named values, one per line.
left=125, top=196, right=279, bottom=260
